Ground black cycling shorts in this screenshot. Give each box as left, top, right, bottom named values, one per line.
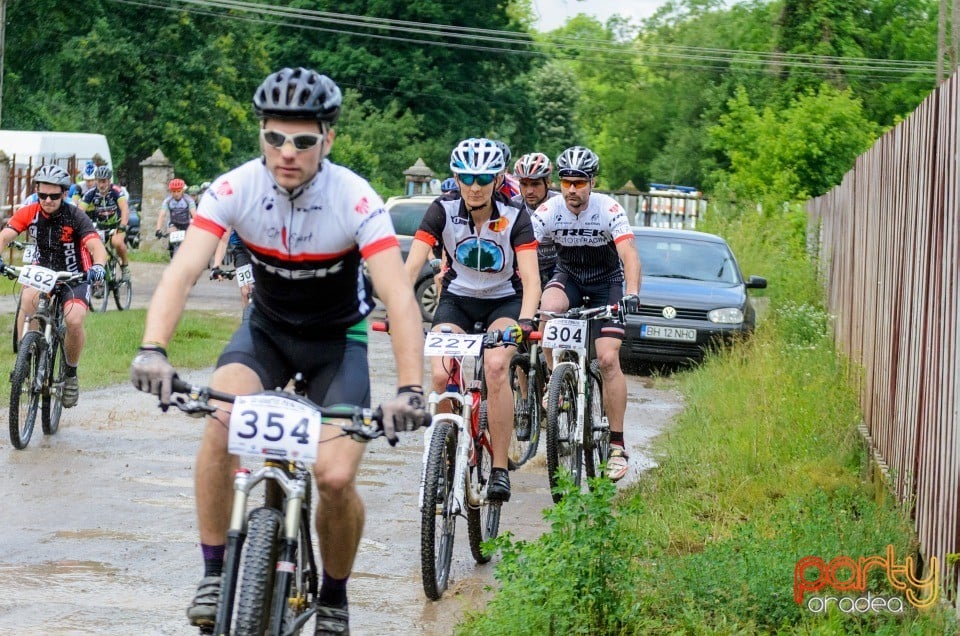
left=229, top=244, right=252, bottom=268
left=432, top=292, right=522, bottom=333
left=544, top=271, right=625, bottom=341
left=217, top=307, right=371, bottom=407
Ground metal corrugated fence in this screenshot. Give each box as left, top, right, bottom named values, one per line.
left=807, top=71, right=959, bottom=604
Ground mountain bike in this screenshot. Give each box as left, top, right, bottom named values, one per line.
left=507, top=327, right=546, bottom=469
left=415, top=327, right=519, bottom=600
left=3, top=263, right=84, bottom=449
left=165, top=375, right=386, bottom=636
left=90, top=226, right=132, bottom=313
left=157, top=225, right=188, bottom=259
left=541, top=303, right=622, bottom=503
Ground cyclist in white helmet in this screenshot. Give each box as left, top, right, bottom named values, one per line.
left=531, top=145, right=641, bottom=482
left=404, top=137, right=541, bottom=502
left=512, top=152, right=560, bottom=286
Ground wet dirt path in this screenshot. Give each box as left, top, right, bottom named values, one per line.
left=0, top=263, right=685, bottom=635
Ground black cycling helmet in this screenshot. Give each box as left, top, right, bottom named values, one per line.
left=33, top=165, right=72, bottom=189
left=253, top=67, right=342, bottom=125
left=556, top=146, right=599, bottom=179
left=94, top=165, right=113, bottom=180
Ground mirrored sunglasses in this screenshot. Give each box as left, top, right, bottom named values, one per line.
left=260, top=129, right=324, bottom=152
left=458, top=173, right=496, bottom=187
left=560, top=178, right=590, bottom=190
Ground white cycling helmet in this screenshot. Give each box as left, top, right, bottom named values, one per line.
left=514, top=152, right=552, bottom=180
left=449, top=138, right=505, bottom=175
left=556, top=146, right=599, bottom=178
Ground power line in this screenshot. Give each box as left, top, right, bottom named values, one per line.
left=106, top=0, right=937, bottom=82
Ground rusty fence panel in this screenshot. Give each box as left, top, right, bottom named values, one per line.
left=807, top=71, right=960, bottom=605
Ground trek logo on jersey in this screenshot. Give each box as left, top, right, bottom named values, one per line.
left=354, top=197, right=371, bottom=215
left=216, top=181, right=234, bottom=197
left=556, top=228, right=603, bottom=237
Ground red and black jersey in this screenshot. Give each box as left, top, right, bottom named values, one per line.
left=5, top=202, right=98, bottom=274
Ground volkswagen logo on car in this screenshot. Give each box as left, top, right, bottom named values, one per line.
left=661, top=306, right=677, bottom=319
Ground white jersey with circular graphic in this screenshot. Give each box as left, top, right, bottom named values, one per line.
left=193, top=158, right=397, bottom=330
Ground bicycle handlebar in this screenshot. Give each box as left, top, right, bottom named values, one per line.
left=1, top=264, right=85, bottom=286
left=538, top=303, right=623, bottom=322
left=167, top=376, right=386, bottom=442
left=372, top=319, right=531, bottom=346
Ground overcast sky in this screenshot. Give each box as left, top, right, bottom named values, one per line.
left=530, top=0, right=664, bottom=31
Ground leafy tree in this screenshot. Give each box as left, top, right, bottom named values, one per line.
left=707, top=84, right=879, bottom=202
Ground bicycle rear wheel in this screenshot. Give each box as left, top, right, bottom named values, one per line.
left=545, top=362, right=581, bottom=503
left=9, top=331, right=44, bottom=449
left=234, top=507, right=283, bottom=636
left=421, top=420, right=457, bottom=600
left=583, top=360, right=609, bottom=480
left=467, top=403, right=499, bottom=564
left=42, top=335, right=67, bottom=435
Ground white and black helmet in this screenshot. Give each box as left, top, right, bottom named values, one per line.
left=94, top=165, right=113, bottom=180
left=33, top=165, right=72, bottom=189
left=253, top=67, right=342, bottom=125
left=556, top=146, right=599, bottom=178
left=449, top=138, right=505, bottom=175
left=514, top=152, right=552, bottom=180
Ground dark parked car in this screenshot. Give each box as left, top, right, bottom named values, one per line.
left=621, top=227, right=767, bottom=364
left=368, top=194, right=438, bottom=320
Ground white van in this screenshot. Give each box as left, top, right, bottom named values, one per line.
left=0, top=130, right=112, bottom=169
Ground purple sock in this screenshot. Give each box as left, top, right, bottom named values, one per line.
left=201, top=543, right=225, bottom=577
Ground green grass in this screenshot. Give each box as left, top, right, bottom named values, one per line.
left=0, top=309, right=239, bottom=407
left=457, top=204, right=958, bottom=635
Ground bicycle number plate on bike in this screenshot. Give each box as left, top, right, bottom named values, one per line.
left=227, top=394, right=321, bottom=462
left=542, top=318, right=588, bottom=350
left=235, top=264, right=254, bottom=287
left=169, top=230, right=186, bottom=244
left=21, top=244, right=37, bottom=263
left=17, top=265, right=57, bottom=294
left=423, top=333, right=484, bottom=357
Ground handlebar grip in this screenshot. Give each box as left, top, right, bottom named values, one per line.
left=528, top=331, right=543, bottom=341
left=171, top=376, right=193, bottom=394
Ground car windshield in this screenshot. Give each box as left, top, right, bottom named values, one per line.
left=636, top=235, right=741, bottom=284
left=389, top=200, right=432, bottom=236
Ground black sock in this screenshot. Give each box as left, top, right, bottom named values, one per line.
left=610, top=431, right=624, bottom=446
left=201, top=543, right=225, bottom=578
left=65, top=364, right=77, bottom=378
left=318, top=571, right=348, bottom=607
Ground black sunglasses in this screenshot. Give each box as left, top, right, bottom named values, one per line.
left=37, top=192, right=63, bottom=201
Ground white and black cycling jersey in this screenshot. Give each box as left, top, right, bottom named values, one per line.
left=531, top=192, right=634, bottom=285
left=193, top=158, right=397, bottom=331
left=414, top=194, right=537, bottom=299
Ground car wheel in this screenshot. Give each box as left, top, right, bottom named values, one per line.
left=415, top=276, right=438, bottom=321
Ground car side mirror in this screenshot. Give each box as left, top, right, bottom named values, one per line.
left=745, top=275, right=767, bottom=289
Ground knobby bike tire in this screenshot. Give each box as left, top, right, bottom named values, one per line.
left=234, top=507, right=283, bottom=636
left=507, top=354, right=540, bottom=470
left=421, top=420, right=457, bottom=600
left=583, top=359, right=609, bottom=480
left=114, top=277, right=132, bottom=311
left=545, top=362, right=581, bottom=503
left=42, top=335, right=67, bottom=436
left=467, top=401, right=499, bottom=564
left=9, top=331, right=44, bottom=450
left=12, top=288, right=22, bottom=353
left=94, top=267, right=111, bottom=313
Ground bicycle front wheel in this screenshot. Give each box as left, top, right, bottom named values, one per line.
left=12, top=288, right=22, bottom=353
left=234, top=507, right=283, bottom=636
left=467, top=402, right=499, bottom=564
left=9, top=331, right=45, bottom=449
left=42, top=335, right=67, bottom=436
left=113, top=276, right=132, bottom=310
left=545, top=362, right=581, bottom=503
left=421, top=420, right=457, bottom=600
left=507, top=353, right=539, bottom=469
left=583, top=359, right=609, bottom=480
